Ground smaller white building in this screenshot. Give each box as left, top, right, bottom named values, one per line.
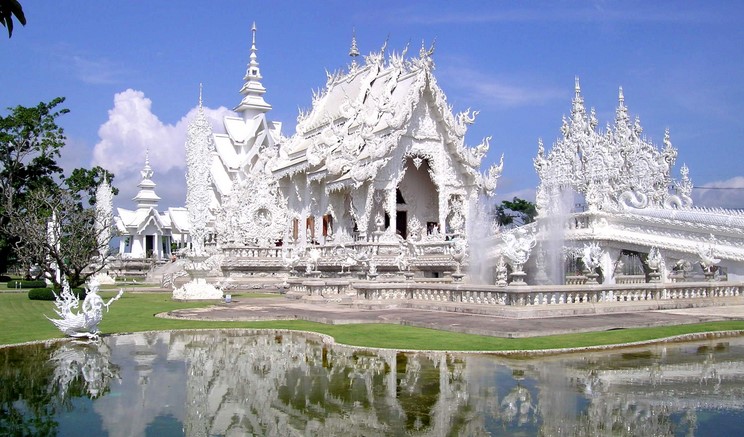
left=115, top=155, right=189, bottom=260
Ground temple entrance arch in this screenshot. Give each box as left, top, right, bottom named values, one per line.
left=396, top=157, right=439, bottom=240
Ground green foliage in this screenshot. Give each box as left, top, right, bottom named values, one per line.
left=0, top=0, right=25, bottom=38
left=63, top=166, right=118, bottom=206
left=6, top=279, right=45, bottom=289
left=27, top=287, right=87, bottom=301
left=0, top=97, right=69, bottom=273
left=0, top=97, right=68, bottom=199
left=495, top=197, right=537, bottom=228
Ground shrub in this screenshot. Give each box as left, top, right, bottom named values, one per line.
left=28, top=287, right=88, bottom=301
left=0, top=275, right=11, bottom=282
left=7, top=280, right=47, bottom=289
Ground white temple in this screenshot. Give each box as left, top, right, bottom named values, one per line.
left=168, top=24, right=502, bottom=283
left=206, top=27, right=501, bottom=249
left=112, top=23, right=744, bottom=297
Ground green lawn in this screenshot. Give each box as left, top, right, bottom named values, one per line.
left=1, top=291, right=743, bottom=352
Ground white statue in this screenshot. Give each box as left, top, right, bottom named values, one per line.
left=282, top=249, right=302, bottom=275
left=47, top=278, right=124, bottom=340
left=501, top=228, right=536, bottom=266
left=305, top=248, right=322, bottom=273
left=494, top=256, right=508, bottom=286
left=581, top=242, right=603, bottom=273
left=697, top=234, right=721, bottom=273
left=646, top=247, right=663, bottom=272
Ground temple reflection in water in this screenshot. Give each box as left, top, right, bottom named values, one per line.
left=2, top=331, right=744, bottom=436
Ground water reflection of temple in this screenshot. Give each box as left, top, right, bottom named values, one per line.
left=170, top=331, right=480, bottom=436
left=64, top=332, right=744, bottom=436
left=506, top=340, right=744, bottom=436
left=167, top=333, right=744, bottom=436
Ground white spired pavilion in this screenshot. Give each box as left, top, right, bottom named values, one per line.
left=183, top=24, right=502, bottom=278
left=115, top=153, right=189, bottom=260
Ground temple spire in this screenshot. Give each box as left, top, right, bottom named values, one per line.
left=571, top=76, right=586, bottom=118
left=198, top=82, right=203, bottom=109
left=349, top=28, right=359, bottom=70
left=618, top=86, right=624, bottom=106
left=133, top=149, right=160, bottom=210
left=235, top=21, right=272, bottom=118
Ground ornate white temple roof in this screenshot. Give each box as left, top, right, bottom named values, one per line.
left=271, top=39, right=499, bottom=189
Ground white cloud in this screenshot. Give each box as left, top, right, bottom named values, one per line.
left=92, top=89, right=234, bottom=209
left=693, top=176, right=744, bottom=210
left=438, top=65, right=564, bottom=109
left=71, top=55, right=127, bottom=85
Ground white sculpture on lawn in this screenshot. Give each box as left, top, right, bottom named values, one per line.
left=47, top=278, right=123, bottom=340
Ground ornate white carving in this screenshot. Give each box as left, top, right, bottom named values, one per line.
left=646, top=246, right=663, bottom=272
left=95, top=177, right=113, bottom=261
left=47, top=278, right=124, bottom=339
left=581, top=242, right=604, bottom=273
left=214, top=173, right=288, bottom=247
left=185, top=90, right=215, bottom=256
left=501, top=228, right=536, bottom=266
left=697, top=234, right=721, bottom=272
left=535, top=79, right=691, bottom=214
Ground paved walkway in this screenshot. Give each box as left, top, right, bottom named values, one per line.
left=163, top=295, right=744, bottom=338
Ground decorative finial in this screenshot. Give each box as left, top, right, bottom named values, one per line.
left=618, top=86, right=624, bottom=105
left=251, top=21, right=257, bottom=46
left=574, top=76, right=581, bottom=96
left=349, top=28, right=359, bottom=58
left=419, top=38, right=435, bottom=59
left=198, top=83, right=203, bottom=109
left=141, top=148, right=153, bottom=180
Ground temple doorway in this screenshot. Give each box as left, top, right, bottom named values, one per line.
left=145, top=235, right=154, bottom=257
left=396, top=211, right=407, bottom=239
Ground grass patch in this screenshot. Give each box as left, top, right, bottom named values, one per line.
left=0, top=292, right=742, bottom=351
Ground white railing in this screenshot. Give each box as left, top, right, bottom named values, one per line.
left=349, top=281, right=744, bottom=306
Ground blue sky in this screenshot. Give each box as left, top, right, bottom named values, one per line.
left=3, top=1, right=744, bottom=210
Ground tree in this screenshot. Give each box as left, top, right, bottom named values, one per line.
left=7, top=184, right=115, bottom=288
left=0, top=0, right=25, bottom=38
left=495, top=197, right=537, bottom=228
left=0, top=97, right=117, bottom=285
left=64, top=166, right=118, bottom=205
left=0, top=97, right=69, bottom=273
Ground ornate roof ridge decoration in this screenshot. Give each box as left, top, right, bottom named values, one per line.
left=280, top=36, right=502, bottom=195
left=534, top=78, right=692, bottom=216
left=186, top=84, right=215, bottom=256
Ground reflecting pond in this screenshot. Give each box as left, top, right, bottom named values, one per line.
left=2, top=330, right=744, bottom=436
